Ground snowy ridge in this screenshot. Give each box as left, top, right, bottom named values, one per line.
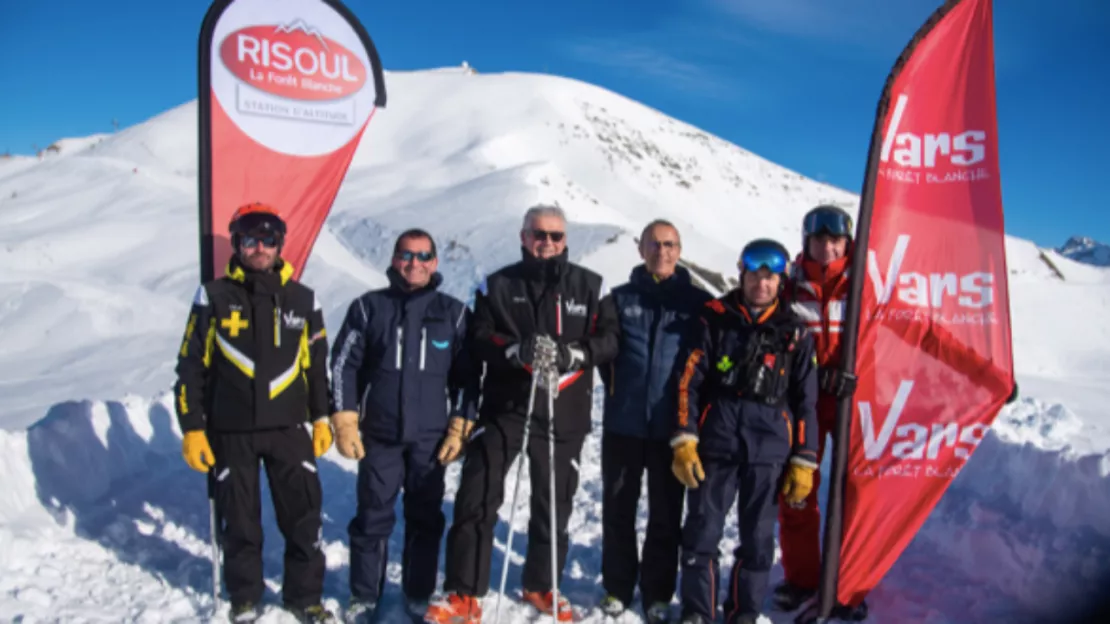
left=1, top=67, right=1110, bottom=621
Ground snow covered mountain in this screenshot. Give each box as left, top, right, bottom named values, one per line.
left=1057, top=235, right=1110, bottom=267
left=1, top=66, right=1109, bottom=623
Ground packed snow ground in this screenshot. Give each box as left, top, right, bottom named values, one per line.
left=1, top=67, right=1109, bottom=622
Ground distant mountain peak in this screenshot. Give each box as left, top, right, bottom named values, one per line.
left=1057, top=235, right=1110, bottom=267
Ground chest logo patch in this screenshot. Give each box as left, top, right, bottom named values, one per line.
left=564, top=298, right=588, bottom=316
left=283, top=310, right=306, bottom=330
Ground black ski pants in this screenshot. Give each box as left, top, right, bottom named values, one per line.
left=347, top=434, right=446, bottom=602
left=443, top=413, right=586, bottom=597
left=601, top=432, right=685, bottom=607
left=210, top=426, right=325, bottom=609
left=679, top=454, right=782, bottom=623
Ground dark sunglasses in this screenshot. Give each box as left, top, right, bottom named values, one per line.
left=241, top=235, right=280, bottom=249
left=531, top=229, right=565, bottom=243
left=395, top=250, right=435, bottom=262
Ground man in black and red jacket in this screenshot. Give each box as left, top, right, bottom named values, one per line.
left=425, top=204, right=620, bottom=623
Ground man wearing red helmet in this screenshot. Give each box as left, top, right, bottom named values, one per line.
left=774, top=205, right=1017, bottom=620
left=173, top=203, right=336, bottom=623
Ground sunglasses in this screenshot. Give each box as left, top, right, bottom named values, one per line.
left=241, top=235, right=280, bottom=249
left=530, top=229, right=565, bottom=243
left=395, top=250, right=435, bottom=262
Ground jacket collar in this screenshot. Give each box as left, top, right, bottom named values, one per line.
left=520, top=246, right=569, bottom=283
left=630, top=264, right=692, bottom=292
left=386, top=266, right=443, bottom=298
left=225, top=255, right=294, bottom=294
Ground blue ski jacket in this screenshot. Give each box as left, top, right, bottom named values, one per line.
left=601, top=265, right=712, bottom=440
left=329, top=269, right=479, bottom=443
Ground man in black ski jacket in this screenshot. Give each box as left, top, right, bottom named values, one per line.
left=425, top=204, right=620, bottom=624
left=328, top=229, right=480, bottom=622
left=671, top=238, right=820, bottom=624
left=173, top=203, right=335, bottom=623
left=598, top=220, right=712, bottom=623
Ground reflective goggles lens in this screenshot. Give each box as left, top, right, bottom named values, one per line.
left=803, top=210, right=853, bottom=238
left=739, top=242, right=789, bottom=273
left=242, top=234, right=280, bottom=249
left=396, top=250, right=435, bottom=262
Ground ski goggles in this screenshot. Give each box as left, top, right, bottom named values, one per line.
left=241, top=234, right=281, bottom=249
left=395, top=250, right=435, bottom=262
left=803, top=209, right=854, bottom=238
left=739, top=241, right=790, bottom=274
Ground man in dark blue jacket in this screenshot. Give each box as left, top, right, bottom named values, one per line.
left=671, top=238, right=820, bottom=624
left=328, top=229, right=479, bottom=622
left=598, top=220, right=712, bottom=623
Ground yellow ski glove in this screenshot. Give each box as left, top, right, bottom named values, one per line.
left=437, top=416, right=475, bottom=465
left=312, top=417, right=334, bottom=458
left=782, top=459, right=816, bottom=506
left=330, top=411, right=364, bottom=460
left=182, top=430, right=216, bottom=473
left=670, top=436, right=705, bottom=489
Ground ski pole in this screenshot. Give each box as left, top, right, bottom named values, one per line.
left=493, top=368, right=542, bottom=624
left=207, top=468, right=221, bottom=615
left=547, top=364, right=559, bottom=624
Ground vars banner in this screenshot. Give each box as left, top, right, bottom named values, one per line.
left=816, top=0, right=1015, bottom=616
left=198, top=0, right=386, bottom=282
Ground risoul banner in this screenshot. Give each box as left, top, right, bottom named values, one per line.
left=198, top=0, right=386, bottom=281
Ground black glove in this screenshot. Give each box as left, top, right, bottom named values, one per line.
left=1006, top=382, right=1018, bottom=404
left=555, top=342, right=586, bottom=372
left=506, top=334, right=557, bottom=370
left=819, top=367, right=857, bottom=399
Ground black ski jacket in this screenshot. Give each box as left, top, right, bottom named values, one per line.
left=470, top=248, right=620, bottom=438
left=173, top=256, right=329, bottom=433
left=673, top=292, right=819, bottom=467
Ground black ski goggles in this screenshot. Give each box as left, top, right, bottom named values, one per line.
left=241, top=234, right=281, bottom=249
left=739, top=241, right=790, bottom=274
left=803, top=210, right=853, bottom=238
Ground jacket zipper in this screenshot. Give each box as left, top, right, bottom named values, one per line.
left=395, top=326, right=404, bottom=369
left=556, top=294, right=563, bottom=336
left=419, top=327, right=427, bottom=371
left=359, top=384, right=372, bottom=422
left=274, top=296, right=282, bottom=347
left=646, top=301, right=663, bottom=424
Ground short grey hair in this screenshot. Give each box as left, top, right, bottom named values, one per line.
left=521, top=204, right=567, bottom=231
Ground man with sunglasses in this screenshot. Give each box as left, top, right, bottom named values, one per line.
left=670, top=238, right=819, bottom=624
left=173, top=202, right=335, bottom=623
left=597, top=219, right=712, bottom=623
left=328, top=228, right=479, bottom=623
left=774, top=205, right=1017, bottom=621
left=425, top=204, right=620, bottom=623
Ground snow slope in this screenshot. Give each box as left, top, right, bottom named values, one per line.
left=1, top=66, right=1109, bottom=622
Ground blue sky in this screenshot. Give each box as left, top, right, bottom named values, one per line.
left=2, top=0, right=1106, bottom=248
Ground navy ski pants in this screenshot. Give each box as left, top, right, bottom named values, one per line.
left=347, top=435, right=446, bottom=602
left=679, top=454, right=782, bottom=622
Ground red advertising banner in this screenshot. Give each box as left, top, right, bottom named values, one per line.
left=817, top=0, right=1016, bottom=613
left=198, top=0, right=386, bottom=282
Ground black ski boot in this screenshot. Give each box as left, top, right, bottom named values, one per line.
left=830, top=599, right=869, bottom=621
left=230, top=602, right=260, bottom=623
left=287, top=603, right=338, bottom=623
left=772, top=581, right=816, bottom=612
